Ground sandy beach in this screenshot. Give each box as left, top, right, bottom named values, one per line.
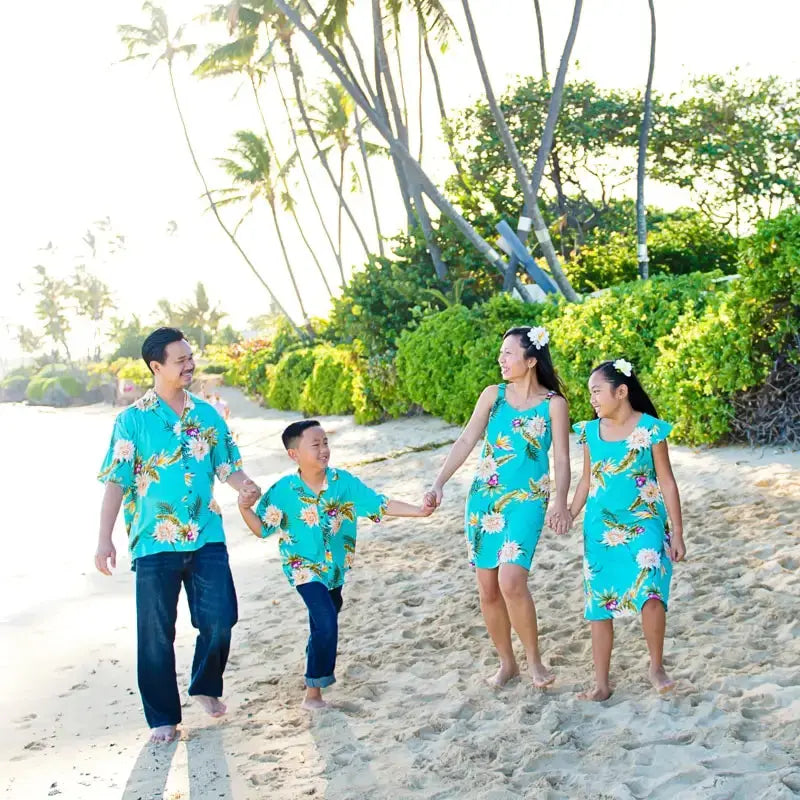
left=2, top=388, right=799, bottom=800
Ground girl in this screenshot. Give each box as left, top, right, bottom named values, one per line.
left=569, top=359, right=686, bottom=701
left=425, top=326, right=571, bottom=688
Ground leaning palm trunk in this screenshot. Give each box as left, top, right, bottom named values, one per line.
left=637, top=0, right=656, bottom=280
left=269, top=200, right=313, bottom=330
left=354, top=105, right=385, bottom=257
left=166, top=61, right=304, bottom=338
left=273, top=0, right=531, bottom=294
left=460, top=0, right=578, bottom=300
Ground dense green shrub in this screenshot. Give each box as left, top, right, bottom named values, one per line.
left=299, top=346, right=358, bottom=416
left=0, top=374, right=30, bottom=401
left=352, top=349, right=413, bottom=424
left=26, top=374, right=85, bottom=406
left=267, top=349, right=316, bottom=411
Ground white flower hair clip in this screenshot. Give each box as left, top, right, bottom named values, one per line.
left=613, top=358, right=633, bottom=377
left=527, top=326, right=550, bottom=350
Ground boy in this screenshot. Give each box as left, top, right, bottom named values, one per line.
left=239, top=419, right=434, bottom=710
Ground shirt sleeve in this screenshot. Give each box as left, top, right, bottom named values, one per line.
left=348, top=473, right=388, bottom=523
left=211, top=414, right=242, bottom=483
left=649, top=419, right=673, bottom=445
left=572, top=421, right=588, bottom=444
left=98, top=413, right=136, bottom=489
left=255, top=484, right=287, bottom=539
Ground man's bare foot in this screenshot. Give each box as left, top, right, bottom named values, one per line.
left=149, top=725, right=178, bottom=743
left=301, top=696, right=329, bottom=711
left=577, top=685, right=612, bottom=702
left=528, top=662, right=555, bottom=688
left=488, top=662, right=520, bottom=688
left=194, top=695, right=227, bottom=718
left=649, top=666, right=676, bottom=694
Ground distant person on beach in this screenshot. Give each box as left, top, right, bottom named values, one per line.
left=211, top=392, right=230, bottom=421
left=94, top=327, right=261, bottom=743
left=569, top=359, right=686, bottom=701
left=238, top=419, right=434, bottom=710
left=424, top=326, right=572, bottom=688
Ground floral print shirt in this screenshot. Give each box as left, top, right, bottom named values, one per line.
left=98, top=389, right=242, bottom=562
left=255, top=467, right=387, bottom=589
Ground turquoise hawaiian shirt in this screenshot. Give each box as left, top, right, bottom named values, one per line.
left=255, top=467, right=387, bottom=589
left=98, top=389, right=242, bottom=562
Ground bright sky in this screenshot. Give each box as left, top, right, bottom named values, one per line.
left=1, top=0, right=797, bottom=359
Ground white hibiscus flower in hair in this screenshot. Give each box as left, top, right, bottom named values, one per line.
left=636, top=548, right=661, bottom=570
left=498, top=540, right=522, bottom=564
left=613, top=358, right=633, bottom=377
left=527, top=326, right=550, bottom=350
left=480, top=511, right=506, bottom=534
left=113, top=439, right=135, bottom=463
left=626, top=427, right=653, bottom=451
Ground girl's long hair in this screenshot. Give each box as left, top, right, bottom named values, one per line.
left=504, top=327, right=566, bottom=396
left=591, top=360, right=659, bottom=418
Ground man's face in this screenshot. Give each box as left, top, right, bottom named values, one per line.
left=152, top=339, right=195, bottom=389
left=289, top=426, right=330, bottom=472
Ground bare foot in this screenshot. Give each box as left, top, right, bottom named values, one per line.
left=649, top=666, right=676, bottom=694
left=301, top=697, right=329, bottom=711
left=194, top=695, right=227, bottom=718
left=149, top=725, right=178, bottom=743
left=528, top=662, right=555, bottom=688
left=577, top=685, right=612, bottom=702
left=488, top=662, right=520, bottom=688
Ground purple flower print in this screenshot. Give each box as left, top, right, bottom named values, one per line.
left=289, top=558, right=303, bottom=569
left=635, top=476, right=647, bottom=487
left=327, top=509, right=338, bottom=518
left=185, top=426, right=200, bottom=438
left=487, top=474, right=499, bottom=487
left=604, top=599, right=619, bottom=611
left=511, top=418, right=523, bottom=429
left=635, top=526, right=645, bottom=534
left=133, top=462, right=143, bottom=475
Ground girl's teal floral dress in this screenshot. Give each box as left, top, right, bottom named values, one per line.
left=574, top=414, right=673, bottom=621
left=465, top=384, right=556, bottom=570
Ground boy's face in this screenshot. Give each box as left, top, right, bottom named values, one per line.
left=288, top=426, right=330, bottom=471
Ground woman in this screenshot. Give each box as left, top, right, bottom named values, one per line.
left=426, top=326, right=571, bottom=687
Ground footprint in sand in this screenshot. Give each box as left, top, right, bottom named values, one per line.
left=14, top=713, right=37, bottom=725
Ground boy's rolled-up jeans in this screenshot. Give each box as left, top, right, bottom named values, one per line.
left=135, top=542, right=238, bottom=728
left=295, top=581, right=344, bottom=688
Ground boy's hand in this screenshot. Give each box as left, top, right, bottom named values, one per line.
left=546, top=502, right=571, bottom=536
left=669, top=532, right=686, bottom=562
left=238, top=480, right=260, bottom=509
left=419, top=502, right=435, bottom=517
left=424, top=484, right=443, bottom=508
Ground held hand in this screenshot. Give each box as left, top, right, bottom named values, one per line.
left=670, top=533, right=687, bottom=563
left=95, top=541, right=116, bottom=576
left=546, top=503, right=571, bottom=536
left=425, top=484, right=443, bottom=509
left=238, top=479, right=261, bottom=509
left=419, top=502, right=435, bottom=518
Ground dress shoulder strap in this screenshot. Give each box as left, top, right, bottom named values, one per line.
left=496, top=383, right=507, bottom=399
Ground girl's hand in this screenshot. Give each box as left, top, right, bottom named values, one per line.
left=546, top=502, right=571, bottom=536
left=425, top=484, right=443, bottom=509
left=670, top=532, right=686, bottom=563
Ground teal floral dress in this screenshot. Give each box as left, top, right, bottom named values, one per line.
left=464, top=384, right=556, bottom=570
left=574, top=414, right=673, bottom=621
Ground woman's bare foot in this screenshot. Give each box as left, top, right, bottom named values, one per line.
left=149, top=725, right=178, bottom=743
left=528, top=661, right=555, bottom=688
left=194, top=695, right=227, bottom=718
left=577, top=685, right=612, bottom=702
left=488, top=661, right=520, bottom=688
left=649, top=665, right=676, bottom=694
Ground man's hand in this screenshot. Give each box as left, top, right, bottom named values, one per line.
left=238, top=478, right=261, bottom=509
left=95, top=540, right=116, bottom=576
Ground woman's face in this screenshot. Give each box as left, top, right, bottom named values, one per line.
left=498, top=335, right=533, bottom=381
left=588, top=371, right=625, bottom=418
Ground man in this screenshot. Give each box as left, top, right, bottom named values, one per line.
left=95, top=327, right=260, bottom=743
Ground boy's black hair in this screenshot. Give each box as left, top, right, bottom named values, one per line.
left=141, top=327, right=186, bottom=374
left=282, top=419, right=322, bottom=450
left=591, top=360, right=659, bottom=418
left=503, top=327, right=567, bottom=396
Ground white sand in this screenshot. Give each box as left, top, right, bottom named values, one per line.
left=2, top=389, right=799, bottom=799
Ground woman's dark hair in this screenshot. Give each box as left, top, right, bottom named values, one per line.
left=590, top=360, right=659, bottom=418
left=503, top=327, right=566, bottom=396
left=141, top=327, right=186, bottom=373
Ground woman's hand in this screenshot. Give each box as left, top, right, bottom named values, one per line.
left=546, top=502, right=572, bottom=535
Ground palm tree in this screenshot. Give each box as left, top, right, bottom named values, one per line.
left=637, top=0, right=656, bottom=280
left=459, top=0, right=578, bottom=300
left=216, top=130, right=313, bottom=330
left=354, top=105, right=385, bottom=256
left=118, top=2, right=304, bottom=338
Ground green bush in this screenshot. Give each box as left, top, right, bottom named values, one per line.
left=267, top=349, right=316, bottom=411
left=352, top=349, right=413, bottom=424
left=108, top=358, right=153, bottom=388
left=26, top=374, right=85, bottom=406
left=0, top=374, right=30, bottom=401
left=299, top=345, right=358, bottom=416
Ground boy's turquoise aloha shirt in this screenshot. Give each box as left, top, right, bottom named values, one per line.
left=255, top=467, right=387, bottom=590
left=98, top=389, right=242, bottom=562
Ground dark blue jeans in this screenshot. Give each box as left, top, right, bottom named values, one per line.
left=295, top=582, right=344, bottom=688
left=135, top=542, right=238, bottom=728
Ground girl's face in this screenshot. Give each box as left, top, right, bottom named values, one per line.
left=588, top=372, right=627, bottom=418
left=498, top=335, right=534, bottom=381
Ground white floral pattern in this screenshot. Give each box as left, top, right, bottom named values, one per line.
left=498, top=540, right=522, bottom=563
left=480, top=511, right=506, bottom=534
left=112, top=439, right=135, bottom=462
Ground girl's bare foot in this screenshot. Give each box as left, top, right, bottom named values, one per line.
left=488, top=662, right=520, bottom=688
left=649, top=666, right=675, bottom=694
left=149, top=725, right=178, bottom=743
left=194, top=695, right=227, bottom=717
left=577, top=685, right=612, bottom=701
left=528, top=661, right=555, bottom=688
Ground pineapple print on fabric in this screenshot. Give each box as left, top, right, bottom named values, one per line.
left=574, top=415, right=674, bottom=620
left=464, top=383, right=556, bottom=570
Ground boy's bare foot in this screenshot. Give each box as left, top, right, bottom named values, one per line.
left=577, top=685, right=612, bottom=702
left=649, top=666, right=676, bottom=694
left=528, top=662, right=555, bottom=688
left=488, top=662, right=520, bottom=687
left=194, top=695, right=227, bottom=718
left=149, top=725, right=178, bottom=743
